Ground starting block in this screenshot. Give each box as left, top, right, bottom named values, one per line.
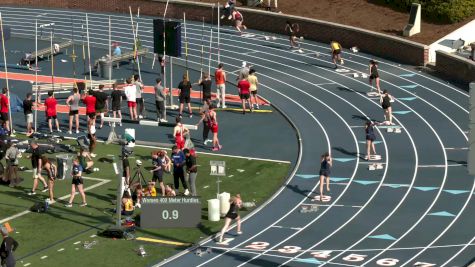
left=369, top=163, right=384, bottom=171
left=312, top=195, right=331, bottom=202
left=353, top=73, right=359, bottom=78
left=350, top=46, right=359, bottom=53
left=366, top=91, right=380, bottom=97
left=386, top=127, right=402, bottom=133
left=368, top=154, right=382, bottom=161
left=195, top=248, right=212, bottom=257
left=300, top=204, right=319, bottom=213
left=361, top=74, right=368, bottom=79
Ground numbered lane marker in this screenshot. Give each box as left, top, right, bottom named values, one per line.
left=245, top=241, right=270, bottom=250
left=312, top=195, right=332, bottom=202
left=377, top=258, right=399, bottom=266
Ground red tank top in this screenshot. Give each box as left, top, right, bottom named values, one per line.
left=215, top=69, right=225, bottom=85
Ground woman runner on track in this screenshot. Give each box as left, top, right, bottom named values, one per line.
left=285, top=21, right=302, bottom=49
left=217, top=194, right=243, bottom=244
left=365, top=121, right=377, bottom=160
left=318, top=152, right=332, bottom=201
left=369, top=60, right=381, bottom=95
left=381, top=90, right=394, bottom=125
left=208, top=104, right=222, bottom=151
left=330, top=40, right=344, bottom=68
left=232, top=8, right=247, bottom=34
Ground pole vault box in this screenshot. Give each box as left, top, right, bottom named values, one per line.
left=153, top=19, right=181, bottom=58
left=0, top=26, right=11, bottom=42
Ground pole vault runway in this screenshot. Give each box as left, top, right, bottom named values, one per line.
left=0, top=6, right=474, bottom=267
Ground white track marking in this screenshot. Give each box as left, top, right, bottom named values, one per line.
left=0, top=177, right=110, bottom=224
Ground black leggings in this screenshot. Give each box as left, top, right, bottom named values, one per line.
left=202, top=121, right=210, bottom=141
left=173, top=169, right=188, bottom=190
left=155, top=100, right=165, bottom=119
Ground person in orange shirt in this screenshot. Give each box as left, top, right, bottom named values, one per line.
left=214, top=63, right=227, bottom=108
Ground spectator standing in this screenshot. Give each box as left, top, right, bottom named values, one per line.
left=65, top=158, right=87, bottom=207
left=5, top=140, right=21, bottom=187
left=133, top=75, right=145, bottom=119
left=27, top=141, right=48, bottom=195
left=196, top=98, right=213, bottom=145
left=40, top=155, right=57, bottom=203
left=151, top=151, right=167, bottom=196
left=92, top=85, right=109, bottom=129
left=237, top=75, right=252, bottom=114
left=1, top=227, right=19, bottom=267
left=237, top=61, right=250, bottom=81
left=0, top=88, right=10, bottom=133
left=110, top=83, right=124, bottom=126
left=22, top=93, right=34, bottom=136
left=66, top=87, right=81, bottom=134
left=198, top=73, right=212, bottom=103
left=171, top=145, right=189, bottom=196
left=82, top=90, right=97, bottom=129
left=178, top=74, right=193, bottom=118
left=215, top=63, right=227, bottom=108
left=247, top=68, right=259, bottom=109
left=44, top=91, right=61, bottom=133
left=154, top=78, right=167, bottom=122
left=124, top=79, right=137, bottom=120
left=112, top=42, right=121, bottom=68
left=184, top=148, right=198, bottom=196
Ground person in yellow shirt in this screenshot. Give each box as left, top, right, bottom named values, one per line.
left=122, top=191, right=134, bottom=216
left=145, top=181, right=157, bottom=197
left=330, top=40, right=344, bottom=68
left=247, top=69, right=260, bottom=110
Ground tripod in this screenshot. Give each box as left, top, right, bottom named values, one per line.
left=129, top=164, right=148, bottom=189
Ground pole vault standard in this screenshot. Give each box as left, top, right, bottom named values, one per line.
left=199, top=17, right=205, bottom=104
left=108, top=16, right=112, bottom=82
left=129, top=7, right=142, bottom=81
left=85, top=14, right=93, bottom=90
left=34, top=19, right=38, bottom=132
left=207, top=25, right=213, bottom=75
left=217, top=3, right=221, bottom=64
left=0, top=13, right=13, bottom=133
left=163, top=0, right=170, bottom=117
left=50, top=24, right=54, bottom=92
left=184, top=12, right=189, bottom=80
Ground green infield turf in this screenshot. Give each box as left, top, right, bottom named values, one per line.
left=0, top=137, right=290, bottom=267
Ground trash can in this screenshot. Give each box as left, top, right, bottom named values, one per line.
left=98, top=59, right=112, bottom=80
left=218, top=192, right=230, bottom=217
left=56, top=154, right=74, bottom=180
left=207, top=199, right=220, bottom=222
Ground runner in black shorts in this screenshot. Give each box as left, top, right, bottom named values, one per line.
left=66, top=158, right=87, bottom=207
left=381, top=90, right=394, bottom=125
left=369, top=60, right=381, bottom=95
left=318, top=152, right=332, bottom=201
left=217, top=194, right=243, bottom=243
left=365, top=121, right=377, bottom=160
left=0, top=112, right=8, bottom=122
left=151, top=150, right=168, bottom=196
left=41, top=156, right=57, bottom=202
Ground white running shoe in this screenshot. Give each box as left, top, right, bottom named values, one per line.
left=90, top=153, right=97, bottom=158
left=68, top=130, right=72, bottom=134
left=222, top=105, right=227, bottom=109
left=80, top=203, right=88, bottom=207
left=138, top=115, right=143, bottom=119
left=161, top=119, right=168, bottom=123
left=57, top=129, right=62, bottom=133
left=184, top=189, right=190, bottom=196
left=76, top=130, right=80, bottom=134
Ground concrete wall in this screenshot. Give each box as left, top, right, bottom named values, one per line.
left=435, top=50, right=475, bottom=86
left=2, top=0, right=429, bottom=65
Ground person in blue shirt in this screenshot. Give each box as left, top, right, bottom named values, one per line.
left=112, top=42, right=121, bottom=68
left=171, top=145, right=189, bottom=196
left=65, top=158, right=87, bottom=207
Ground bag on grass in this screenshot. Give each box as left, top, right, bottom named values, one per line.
left=30, top=202, right=47, bottom=213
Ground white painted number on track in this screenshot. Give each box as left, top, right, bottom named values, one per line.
left=342, top=253, right=367, bottom=262
left=245, top=241, right=270, bottom=250
left=376, top=258, right=399, bottom=266
left=310, top=250, right=333, bottom=259
left=277, top=246, right=302, bottom=254
left=414, top=262, right=436, bottom=267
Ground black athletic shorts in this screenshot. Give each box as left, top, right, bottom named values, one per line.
left=179, top=95, right=191, bottom=104
left=1, top=112, right=8, bottom=122
left=251, top=90, right=258, bottom=95
left=225, top=212, right=238, bottom=220
left=112, top=104, right=121, bottom=112
left=382, top=104, right=390, bottom=110
left=239, top=93, right=250, bottom=100
left=69, top=110, right=79, bottom=116
left=87, top=112, right=96, bottom=119
left=72, top=177, right=84, bottom=185
left=369, top=74, right=379, bottom=79
left=47, top=115, right=57, bottom=120
left=203, top=94, right=212, bottom=101
left=152, top=172, right=163, bottom=183
left=333, top=49, right=341, bottom=55
left=366, top=134, right=376, bottom=142
left=319, top=170, right=330, bottom=177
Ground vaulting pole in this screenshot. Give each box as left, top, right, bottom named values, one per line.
left=0, top=13, right=13, bottom=133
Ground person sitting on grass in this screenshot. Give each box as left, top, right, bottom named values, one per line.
left=122, top=191, right=134, bottom=216
left=0, top=121, right=9, bottom=136
left=144, top=181, right=157, bottom=197
left=134, top=185, right=144, bottom=208
left=165, top=184, right=176, bottom=197
left=65, top=158, right=87, bottom=207
left=78, top=148, right=94, bottom=174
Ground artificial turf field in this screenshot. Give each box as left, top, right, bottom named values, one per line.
left=0, top=137, right=290, bottom=267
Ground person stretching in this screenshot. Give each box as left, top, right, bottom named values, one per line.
left=330, top=40, right=344, bottom=68
left=217, top=194, right=242, bottom=244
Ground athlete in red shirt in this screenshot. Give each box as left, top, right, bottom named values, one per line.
left=82, top=90, right=97, bottom=127
left=0, top=88, right=10, bottom=132
left=237, top=77, right=252, bottom=114
left=44, top=91, right=61, bottom=133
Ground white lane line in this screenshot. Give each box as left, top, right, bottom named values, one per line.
left=0, top=177, right=110, bottom=224
left=440, top=236, right=475, bottom=267
left=418, top=164, right=465, bottom=168
left=271, top=226, right=302, bottom=231
left=57, top=248, right=65, bottom=252
left=73, top=241, right=81, bottom=245
left=40, top=255, right=47, bottom=259
left=445, top=147, right=468, bottom=150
